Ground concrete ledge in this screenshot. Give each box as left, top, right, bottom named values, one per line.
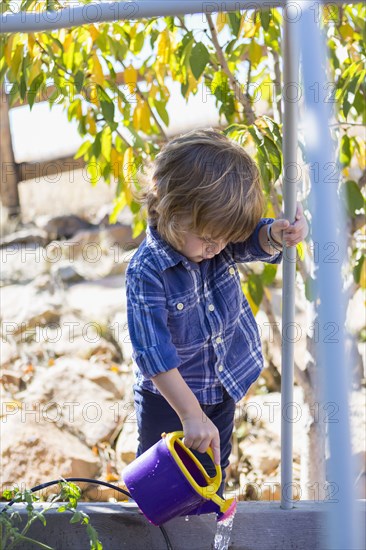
left=5, top=500, right=366, bottom=550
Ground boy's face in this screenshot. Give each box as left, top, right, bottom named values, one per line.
left=177, top=231, right=227, bottom=263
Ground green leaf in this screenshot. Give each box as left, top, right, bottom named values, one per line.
left=28, top=72, right=45, bottom=110
left=339, top=134, right=352, bottom=166
left=263, top=134, right=282, bottom=181
left=353, top=255, right=365, bottom=284
left=70, top=511, right=82, bottom=524
left=228, top=12, right=241, bottom=37
left=262, top=264, right=277, bottom=286
left=341, top=180, right=365, bottom=218
left=153, top=99, right=169, bottom=126
left=189, top=42, right=209, bottom=80
left=260, top=10, right=271, bottom=31
left=74, top=70, right=85, bottom=94
left=342, top=94, right=352, bottom=118
left=92, top=132, right=102, bottom=158
left=248, top=274, right=264, bottom=306
left=19, top=72, right=27, bottom=101
left=305, top=276, right=316, bottom=302
left=101, top=98, right=115, bottom=125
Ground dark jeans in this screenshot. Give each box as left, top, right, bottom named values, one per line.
left=133, top=384, right=236, bottom=497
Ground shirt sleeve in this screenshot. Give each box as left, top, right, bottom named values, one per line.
left=126, top=268, right=181, bottom=379
left=226, top=218, right=283, bottom=264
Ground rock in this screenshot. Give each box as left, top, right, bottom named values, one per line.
left=0, top=414, right=101, bottom=496
left=0, top=228, right=49, bottom=248
left=239, top=440, right=280, bottom=476
left=37, top=214, right=96, bottom=240
left=65, top=277, right=126, bottom=323
left=83, top=481, right=129, bottom=502
left=0, top=370, right=23, bottom=391
left=115, top=417, right=138, bottom=467
left=0, top=283, right=62, bottom=334
left=50, top=263, right=84, bottom=283
left=12, top=307, right=61, bottom=335
left=0, top=248, right=49, bottom=285
left=15, top=357, right=123, bottom=447
left=64, top=223, right=144, bottom=261
left=84, top=364, right=125, bottom=399
left=0, top=341, right=19, bottom=368
left=111, top=311, right=132, bottom=363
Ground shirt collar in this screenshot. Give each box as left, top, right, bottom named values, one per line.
left=146, top=225, right=196, bottom=271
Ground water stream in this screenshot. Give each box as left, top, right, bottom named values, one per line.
left=213, top=509, right=236, bottom=550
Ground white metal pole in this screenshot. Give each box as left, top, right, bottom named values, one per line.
left=298, top=4, right=362, bottom=549
left=280, top=3, right=299, bottom=510
left=0, top=0, right=355, bottom=34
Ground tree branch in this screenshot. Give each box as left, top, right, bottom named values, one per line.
left=205, top=13, right=255, bottom=125
left=271, top=49, right=282, bottom=124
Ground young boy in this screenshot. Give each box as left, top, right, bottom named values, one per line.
left=125, top=128, right=308, bottom=495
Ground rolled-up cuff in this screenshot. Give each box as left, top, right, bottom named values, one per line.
left=133, top=344, right=181, bottom=379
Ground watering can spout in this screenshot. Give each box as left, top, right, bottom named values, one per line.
left=185, top=493, right=236, bottom=521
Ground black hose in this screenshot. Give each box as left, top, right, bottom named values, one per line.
left=1, top=477, right=173, bottom=550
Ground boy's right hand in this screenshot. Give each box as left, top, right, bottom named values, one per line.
left=181, top=413, right=221, bottom=466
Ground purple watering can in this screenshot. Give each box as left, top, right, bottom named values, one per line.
left=122, top=431, right=236, bottom=526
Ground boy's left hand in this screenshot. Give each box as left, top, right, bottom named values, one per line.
left=271, top=202, right=308, bottom=247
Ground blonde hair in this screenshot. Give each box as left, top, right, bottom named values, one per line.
left=139, top=128, right=265, bottom=249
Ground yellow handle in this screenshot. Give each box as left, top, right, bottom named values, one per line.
left=163, top=431, right=222, bottom=497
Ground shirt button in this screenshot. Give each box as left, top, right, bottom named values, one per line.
left=218, top=364, right=224, bottom=372
left=208, top=304, right=215, bottom=312
left=176, top=303, right=184, bottom=310
left=229, top=267, right=235, bottom=275
left=216, top=336, right=222, bottom=344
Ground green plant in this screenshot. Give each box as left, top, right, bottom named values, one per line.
left=0, top=480, right=102, bottom=550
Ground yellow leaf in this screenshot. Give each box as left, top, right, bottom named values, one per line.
left=123, top=147, right=134, bottom=204
left=124, top=63, right=137, bottom=94
left=133, top=101, right=142, bottom=130
left=296, top=241, right=305, bottom=261
left=140, top=101, right=151, bottom=133
left=91, top=51, right=104, bottom=86
left=4, top=35, right=14, bottom=66
left=76, top=101, right=82, bottom=119
left=216, top=12, right=227, bottom=33
left=28, top=59, right=42, bottom=85
left=86, top=109, right=97, bottom=135
left=184, top=68, right=198, bottom=99
left=90, top=85, right=99, bottom=106
left=63, top=34, right=73, bottom=55
left=27, top=34, right=35, bottom=57
left=243, top=20, right=259, bottom=38
left=155, top=62, right=166, bottom=87
left=339, top=23, right=354, bottom=41
left=360, top=259, right=366, bottom=289
left=149, top=83, right=158, bottom=99
left=249, top=41, right=262, bottom=67
left=157, top=28, right=170, bottom=64
left=89, top=23, right=99, bottom=42
left=111, top=147, right=123, bottom=179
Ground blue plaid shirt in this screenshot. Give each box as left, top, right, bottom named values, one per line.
left=126, top=219, right=282, bottom=404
